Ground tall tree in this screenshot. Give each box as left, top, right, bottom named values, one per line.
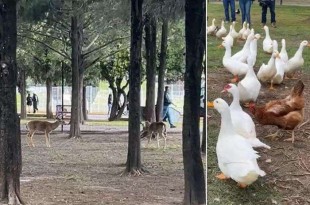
left=0, top=0, right=24, bottom=204
left=156, top=19, right=168, bottom=121
left=182, top=0, right=206, bottom=204
left=144, top=13, right=157, bottom=122
left=124, top=0, right=144, bottom=175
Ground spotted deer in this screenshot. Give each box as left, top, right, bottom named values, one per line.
left=140, top=121, right=167, bottom=149
left=26, top=118, right=66, bottom=147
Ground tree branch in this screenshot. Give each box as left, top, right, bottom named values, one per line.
left=82, top=36, right=129, bottom=57
left=82, top=34, right=99, bottom=51
left=19, top=29, right=64, bottom=42
left=18, top=34, right=71, bottom=60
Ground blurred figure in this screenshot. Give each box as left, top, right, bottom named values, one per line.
left=163, top=86, right=176, bottom=128
left=26, top=93, right=32, bottom=113
left=259, top=0, right=277, bottom=28
left=108, top=94, right=112, bottom=115
left=32, top=93, right=39, bottom=113
left=239, top=0, right=253, bottom=25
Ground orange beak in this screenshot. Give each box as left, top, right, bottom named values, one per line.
left=307, top=43, right=310, bottom=47
left=207, top=101, right=214, bottom=108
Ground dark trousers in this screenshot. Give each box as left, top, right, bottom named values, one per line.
left=261, top=1, right=276, bottom=23
left=223, top=0, right=236, bottom=22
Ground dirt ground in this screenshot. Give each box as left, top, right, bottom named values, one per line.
left=19, top=128, right=194, bottom=205
left=207, top=69, right=310, bottom=204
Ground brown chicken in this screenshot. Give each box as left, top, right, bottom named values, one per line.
left=248, top=80, right=305, bottom=143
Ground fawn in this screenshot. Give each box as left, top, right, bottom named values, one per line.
left=140, top=121, right=167, bottom=149
left=26, top=118, right=66, bottom=147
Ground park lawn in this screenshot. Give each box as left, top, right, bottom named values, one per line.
left=207, top=2, right=310, bottom=205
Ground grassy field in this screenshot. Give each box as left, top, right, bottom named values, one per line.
left=207, top=2, right=310, bottom=205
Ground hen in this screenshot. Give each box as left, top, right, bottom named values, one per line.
left=249, top=80, right=305, bottom=143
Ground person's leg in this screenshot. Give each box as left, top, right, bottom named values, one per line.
left=270, top=0, right=276, bottom=25
left=261, top=4, right=268, bottom=24
left=166, top=107, right=176, bottom=128
left=162, top=106, right=168, bottom=120
left=230, top=0, right=236, bottom=21
left=223, top=0, right=230, bottom=22
left=245, top=0, right=252, bottom=25
left=239, top=0, right=246, bottom=23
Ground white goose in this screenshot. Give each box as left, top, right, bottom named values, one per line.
left=220, top=40, right=249, bottom=82
left=207, top=98, right=266, bottom=188
left=237, top=57, right=261, bottom=103
left=262, top=25, right=273, bottom=54
left=257, top=50, right=277, bottom=87
left=238, top=22, right=247, bottom=39
left=247, top=33, right=261, bottom=67
left=242, top=23, right=251, bottom=40
left=231, top=21, right=239, bottom=39
left=207, top=18, right=217, bottom=35
left=231, top=32, right=255, bottom=63
left=216, top=20, right=227, bottom=39
left=223, top=25, right=234, bottom=47
left=284, top=40, right=310, bottom=78
left=279, top=39, right=289, bottom=63
left=271, top=50, right=286, bottom=89
left=222, top=84, right=270, bottom=149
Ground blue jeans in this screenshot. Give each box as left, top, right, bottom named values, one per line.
left=261, top=0, right=276, bottom=23
left=223, top=0, right=236, bottom=22
left=239, top=0, right=252, bottom=24
left=162, top=106, right=174, bottom=126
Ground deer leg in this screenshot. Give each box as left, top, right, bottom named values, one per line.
left=156, top=133, right=160, bottom=148
left=160, top=133, right=166, bottom=149
left=45, top=132, right=51, bottom=147
left=146, top=134, right=151, bottom=148
left=30, top=132, right=36, bottom=147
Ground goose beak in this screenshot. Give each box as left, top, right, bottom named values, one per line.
left=307, top=43, right=310, bottom=47
left=207, top=101, right=214, bottom=108
left=221, top=89, right=227, bottom=93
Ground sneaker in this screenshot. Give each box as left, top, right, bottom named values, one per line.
left=271, top=23, right=277, bottom=28
left=170, top=125, right=176, bottom=128
left=262, top=23, right=266, bottom=27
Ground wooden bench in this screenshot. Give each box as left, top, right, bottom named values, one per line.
left=56, top=105, right=71, bottom=119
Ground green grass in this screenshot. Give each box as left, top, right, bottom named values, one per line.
left=206, top=3, right=310, bottom=204
left=207, top=3, right=310, bottom=71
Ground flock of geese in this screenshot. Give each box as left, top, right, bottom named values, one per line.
left=207, top=18, right=310, bottom=188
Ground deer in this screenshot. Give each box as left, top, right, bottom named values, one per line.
left=140, top=121, right=167, bottom=149
left=26, top=117, right=66, bottom=147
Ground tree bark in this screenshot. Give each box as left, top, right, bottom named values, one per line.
left=79, top=75, right=85, bottom=124
left=20, top=69, right=27, bottom=119
left=144, top=14, right=156, bottom=122
left=82, top=85, right=88, bottom=121
left=46, top=78, right=53, bottom=119
left=156, top=19, right=168, bottom=122
left=124, top=0, right=143, bottom=175
left=69, top=0, right=82, bottom=138
left=182, top=0, right=206, bottom=204
left=0, top=1, right=24, bottom=204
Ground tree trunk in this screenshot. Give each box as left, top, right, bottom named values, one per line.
left=156, top=19, right=168, bottom=122
left=144, top=14, right=157, bottom=123
left=182, top=0, right=206, bottom=204
left=0, top=1, right=24, bottom=204
left=69, top=1, right=82, bottom=138
left=82, top=85, right=88, bottom=121
left=124, top=0, right=143, bottom=175
left=20, top=69, right=26, bottom=119
left=79, top=75, right=85, bottom=124
left=46, top=78, right=53, bottom=119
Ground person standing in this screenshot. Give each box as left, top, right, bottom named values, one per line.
left=223, top=0, right=236, bottom=23
left=260, top=0, right=276, bottom=28
left=107, top=94, right=112, bottom=115
left=163, top=86, right=176, bottom=128
left=26, top=93, right=32, bottom=113
left=32, top=93, right=39, bottom=113
left=239, top=0, right=253, bottom=25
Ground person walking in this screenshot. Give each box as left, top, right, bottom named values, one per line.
left=162, top=86, right=176, bottom=128
left=239, top=0, right=253, bottom=25
left=26, top=93, right=32, bottom=113
left=223, top=0, right=236, bottom=23
left=260, top=0, right=276, bottom=28
left=32, top=93, right=39, bottom=113
left=107, top=94, right=112, bottom=115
